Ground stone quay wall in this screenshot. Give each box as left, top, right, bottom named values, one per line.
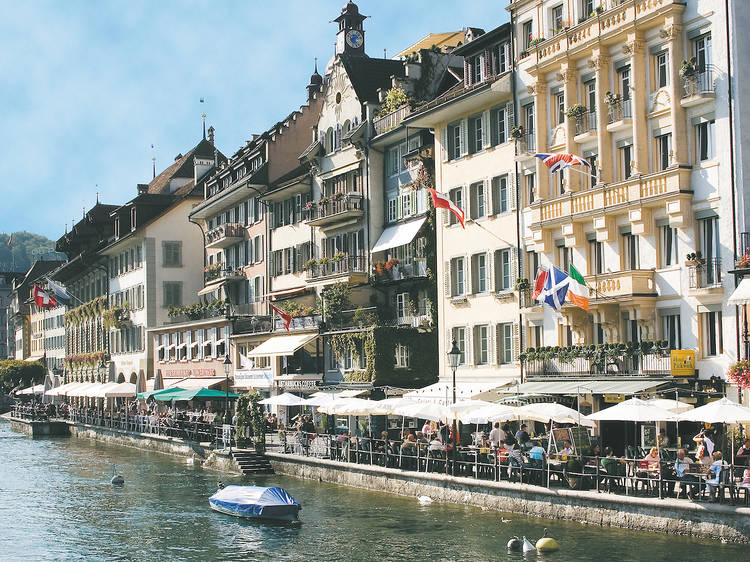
left=266, top=452, right=750, bottom=544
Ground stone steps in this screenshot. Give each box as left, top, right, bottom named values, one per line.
left=232, top=449, right=274, bottom=475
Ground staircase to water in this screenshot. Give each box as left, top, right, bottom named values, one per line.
left=231, top=449, right=274, bottom=475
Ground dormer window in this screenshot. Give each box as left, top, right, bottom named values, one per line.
left=130, top=208, right=136, bottom=231
left=470, top=54, right=484, bottom=85
left=114, top=218, right=120, bottom=239
left=495, top=42, right=509, bottom=74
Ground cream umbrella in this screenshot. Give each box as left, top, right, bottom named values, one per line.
left=393, top=401, right=453, bottom=423
left=646, top=398, right=694, bottom=414
left=459, top=404, right=519, bottom=425
left=104, top=382, right=137, bottom=398
left=517, top=402, right=596, bottom=428
left=365, top=397, right=417, bottom=415
left=447, top=399, right=494, bottom=415
left=678, top=397, right=750, bottom=464
left=587, top=398, right=678, bottom=422
left=259, top=392, right=307, bottom=406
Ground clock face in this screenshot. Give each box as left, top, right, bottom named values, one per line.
left=345, top=30, right=363, bottom=49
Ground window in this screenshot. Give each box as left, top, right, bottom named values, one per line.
left=585, top=80, right=596, bottom=112
left=387, top=197, right=398, bottom=223
left=588, top=239, right=603, bottom=275
left=494, top=249, right=511, bottom=291
left=581, top=0, right=594, bottom=19
left=693, top=33, right=712, bottom=71
left=586, top=154, right=598, bottom=188
left=491, top=104, right=509, bottom=145
left=529, top=324, right=543, bottom=349
left=622, top=232, right=639, bottom=270
left=525, top=172, right=536, bottom=205
left=468, top=114, right=484, bottom=154
left=492, top=175, right=509, bottom=214
left=699, top=215, right=720, bottom=285
left=497, top=323, right=513, bottom=364
left=662, top=313, right=681, bottom=350
left=163, top=282, right=182, bottom=308
left=470, top=54, right=484, bottom=84
left=551, top=4, right=564, bottom=33
left=163, top=241, right=182, bottom=267
left=620, top=143, right=633, bottom=180
left=450, top=257, right=465, bottom=296
left=469, top=181, right=485, bottom=219
left=387, top=144, right=401, bottom=176
left=474, top=325, right=489, bottom=365
left=401, top=192, right=412, bottom=218
left=448, top=187, right=463, bottom=226
left=656, top=133, right=672, bottom=170
left=395, top=292, right=409, bottom=321
left=695, top=119, right=715, bottom=162
left=557, top=244, right=572, bottom=271
left=524, top=103, right=535, bottom=146
left=471, top=253, right=488, bottom=293
left=522, top=20, right=533, bottom=51
left=447, top=121, right=463, bottom=160
left=619, top=66, right=631, bottom=99
left=450, top=327, right=466, bottom=365
left=660, top=225, right=678, bottom=267
left=395, top=344, right=410, bottom=368
left=496, top=41, right=509, bottom=73
left=701, top=311, right=723, bottom=357
left=556, top=92, right=565, bottom=125
left=655, top=51, right=669, bottom=89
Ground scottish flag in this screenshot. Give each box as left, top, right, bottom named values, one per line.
left=539, top=266, right=569, bottom=311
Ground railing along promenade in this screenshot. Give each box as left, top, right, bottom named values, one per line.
left=273, top=429, right=749, bottom=505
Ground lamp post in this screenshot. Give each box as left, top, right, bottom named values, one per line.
left=447, top=340, right=461, bottom=474
left=576, top=385, right=593, bottom=427
left=222, top=354, right=232, bottom=453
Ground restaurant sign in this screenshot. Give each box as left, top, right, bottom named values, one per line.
left=278, top=380, right=319, bottom=390
left=603, top=394, right=625, bottom=403
left=670, top=350, right=695, bottom=377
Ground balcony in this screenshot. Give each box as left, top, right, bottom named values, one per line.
left=306, top=255, right=367, bottom=281
left=305, top=194, right=364, bottom=228
left=230, top=301, right=265, bottom=316
left=373, top=105, right=413, bottom=136
left=573, top=110, right=597, bottom=143
left=681, top=68, right=716, bottom=107
left=519, top=287, right=540, bottom=309
left=606, top=98, right=632, bottom=132
left=205, top=222, right=247, bottom=249
left=515, top=132, right=536, bottom=157
left=372, top=258, right=428, bottom=283
left=394, top=304, right=432, bottom=329
left=585, top=270, right=656, bottom=302
left=204, top=266, right=246, bottom=285
left=688, top=258, right=722, bottom=290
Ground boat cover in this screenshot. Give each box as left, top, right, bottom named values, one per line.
left=209, top=485, right=300, bottom=517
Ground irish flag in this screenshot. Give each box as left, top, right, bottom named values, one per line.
left=567, top=265, right=589, bottom=311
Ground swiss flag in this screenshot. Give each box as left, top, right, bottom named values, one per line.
left=270, top=303, right=292, bottom=333
left=428, top=188, right=465, bottom=228
left=33, top=284, right=57, bottom=309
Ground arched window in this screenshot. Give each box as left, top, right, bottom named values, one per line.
left=326, top=127, right=334, bottom=153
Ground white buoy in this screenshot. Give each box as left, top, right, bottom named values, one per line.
left=507, top=536, right=522, bottom=550
left=417, top=495, right=433, bottom=505
left=522, top=536, right=536, bottom=553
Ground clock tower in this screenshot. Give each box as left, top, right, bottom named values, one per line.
left=334, top=2, right=367, bottom=56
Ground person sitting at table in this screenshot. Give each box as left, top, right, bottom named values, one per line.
left=421, top=420, right=431, bottom=435
left=674, top=448, right=698, bottom=500
left=528, top=440, right=546, bottom=463
left=736, top=439, right=750, bottom=466
left=601, top=447, right=626, bottom=476
left=489, top=422, right=505, bottom=449
left=643, top=446, right=660, bottom=464
left=515, top=424, right=530, bottom=447
left=506, top=442, right=525, bottom=480
left=706, top=451, right=729, bottom=502
left=560, top=441, right=574, bottom=457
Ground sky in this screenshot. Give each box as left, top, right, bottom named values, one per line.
left=0, top=0, right=509, bottom=241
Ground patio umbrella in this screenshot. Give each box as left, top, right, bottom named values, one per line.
left=153, top=369, right=164, bottom=391
left=517, top=402, right=596, bottom=428
left=392, top=401, right=453, bottom=423
left=303, top=392, right=337, bottom=407
left=677, top=397, right=750, bottom=424
left=106, top=382, right=137, bottom=398
left=153, top=388, right=238, bottom=401
left=317, top=397, right=368, bottom=415
left=364, top=397, right=417, bottom=415
left=138, top=386, right=179, bottom=400
left=587, top=398, right=678, bottom=422
left=458, top=404, right=519, bottom=425
left=259, top=392, right=307, bottom=406
left=447, top=399, right=494, bottom=415
left=646, top=398, right=694, bottom=414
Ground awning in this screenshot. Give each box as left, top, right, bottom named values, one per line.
left=88, top=382, right=121, bottom=398
left=234, top=377, right=273, bottom=389
left=266, top=286, right=308, bottom=299
left=24, top=356, right=44, bottom=362
left=197, top=284, right=223, bottom=296
left=728, top=278, right=750, bottom=305
left=403, top=381, right=499, bottom=405
left=371, top=217, right=426, bottom=253
left=105, top=382, right=137, bottom=398
left=45, top=382, right=77, bottom=397
left=67, top=383, right=100, bottom=397
left=498, top=380, right=667, bottom=396
left=16, top=384, right=45, bottom=395
left=248, top=333, right=317, bottom=357
left=164, top=377, right=225, bottom=390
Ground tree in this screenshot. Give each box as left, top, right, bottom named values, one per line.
left=0, top=360, right=46, bottom=393
left=236, top=391, right=266, bottom=450
left=0, top=231, right=65, bottom=272
left=320, top=282, right=352, bottom=326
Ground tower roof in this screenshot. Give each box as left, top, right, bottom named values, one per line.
left=334, top=1, right=367, bottom=23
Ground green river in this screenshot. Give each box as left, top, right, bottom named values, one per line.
left=0, top=421, right=740, bottom=560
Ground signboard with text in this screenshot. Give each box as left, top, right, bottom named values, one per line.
left=670, top=350, right=695, bottom=377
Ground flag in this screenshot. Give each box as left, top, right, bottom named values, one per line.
left=45, top=277, right=72, bottom=306
left=531, top=268, right=548, bottom=300
left=537, top=266, right=569, bottom=311
left=567, top=264, right=589, bottom=311
left=270, top=303, right=292, bottom=333
left=534, top=153, right=591, bottom=174
left=33, top=284, right=57, bottom=309
left=7, top=234, right=12, bottom=246
left=200, top=97, right=205, bottom=103
left=427, top=188, right=465, bottom=228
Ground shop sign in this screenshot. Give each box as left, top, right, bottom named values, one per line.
left=670, top=350, right=695, bottom=377
left=163, top=368, right=216, bottom=378
left=278, top=380, right=319, bottom=390
left=603, top=394, right=625, bottom=403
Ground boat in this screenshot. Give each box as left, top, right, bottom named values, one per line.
left=209, top=485, right=301, bottom=522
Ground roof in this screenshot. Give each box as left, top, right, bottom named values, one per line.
left=338, top=54, right=405, bottom=104
left=394, top=31, right=465, bottom=58
left=147, top=138, right=224, bottom=195
left=453, top=23, right=511, bottom=56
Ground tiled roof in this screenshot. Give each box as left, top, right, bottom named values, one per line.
left=148, top=138, right=222, bottom=195
left=393, top=31, right=464, bottom=58
left=338, top=54, right=405, bottom=104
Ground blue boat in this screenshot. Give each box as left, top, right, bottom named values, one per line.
left=209, top=485, right=301, bottom=522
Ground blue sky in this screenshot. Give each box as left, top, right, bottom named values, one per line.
left=1, top=1, right=508, bottom=241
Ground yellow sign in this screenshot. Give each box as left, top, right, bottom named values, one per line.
left=604, top=394, right=625, bottom=403
left=670, top=350, right=696, bottom=377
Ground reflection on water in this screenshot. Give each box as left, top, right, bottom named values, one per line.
left=0, top=422, right=741, bottom=561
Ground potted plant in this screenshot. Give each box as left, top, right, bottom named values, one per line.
left=728, top=360, right=750, bottom=390
left=385, top=257, right=400, bottom=271
left=685, top=251, right=705, bottom=266
left=737, top=249, right=750, bottom=268
left=679, top=56, right=699, bottom=80
left=515, top=277, right=530, bottom=292
left=318, top=196, right=330, bottom=206
left=528, top=37, right=546, bottom=48
left=303, top=258, right=317, bottom=271
left=566, top=103, right=586, bottom=119
left=604, top=90, right=620, bottom=106
left=332, top=251, right=346, bottom=262
left=332, top=191, right=345, bottom=202
left=510, top=125, right=525, bottom=140
left=318, top=256, right=330, bottom=265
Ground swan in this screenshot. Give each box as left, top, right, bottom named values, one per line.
left=417, top=495, right=433, bottom=505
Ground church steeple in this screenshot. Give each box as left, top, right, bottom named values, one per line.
left=334, top=2, right=367, bottom=56
left=307, top=58, right=323, bottom=101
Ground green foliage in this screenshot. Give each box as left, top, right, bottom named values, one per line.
left=528, top=37, right=546, bottom=48
left=64, top=296, right=107, bottom=326
left=375, top=87, right=413, bottom=118
left=320, top=282, right=351, bottom=325
left=0, top=360, right=46, bottom=393
left=102, top=305, right=130, bottom=330
left=280, top=300, right=317, bottom=318
left=0, top=231, right=65, bottom=272
left=519, top=341, right=671, bottom=365
left=566, top=103, right=587, bottom=118
left=167, top=299, right=226, bottom=319
left=236, top=391, right=266, bottom=448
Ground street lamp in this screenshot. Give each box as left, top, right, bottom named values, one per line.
left=222, top=354, right=232, bottom=452
left=447, top=340, right=461, bottom=474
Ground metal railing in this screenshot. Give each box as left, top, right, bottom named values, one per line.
left=689, top=257, right=722, bottom=289
left=373, top=106, right=413, bottom=136
left=305, top=195, right=363, bottom=222
left=204, top=267, right=246, bottom=284
left=682, top=68, right=715, bottom=98
left=575, top=110, right=597, bottom=135
left=395, top=304, right=432, bottom=328
left=523, top=352, right=671, bottom=378
left=307, top=255, right=367, bottom=280
left=374, top=258, right=428, bottom=281
left=205, top=222, right=246, bottom=245
left=607, top=98, right=632, bottom=123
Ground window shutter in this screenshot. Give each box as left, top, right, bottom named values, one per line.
left=463, top=254, right=470, bottom=295
left=518, top=249, right=526, bottom=283
left=512, top=322, right=520, bottom=363
left=484, top=49, right=492, bottom=78
left=482, top=110, right=491, bottom=149
left=511, top=247, right=519, bottom=286
left=506, top=104, right=515, bottom=132
left=510, top=174, right=518, bottom=210
left=460, top=119, right=468, bottom=156
left=468, top=119, right=476, bottom=154
left=487, top=251, right=495, bottom=294
left=466, top=326, right=473, bottom=365
left=490, top=109, right=499, bottom=147
left=444, top=261, right=451, bottom=297
left=489, top=324, right=497, bottom=365
left=441, top=126, right=448, bottom=162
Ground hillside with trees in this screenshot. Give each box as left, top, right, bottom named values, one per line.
left=0, top=232, right=65, bottom=272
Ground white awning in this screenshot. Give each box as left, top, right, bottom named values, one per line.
left=45, top=382, right=77, bottom=397
left=371, top=217, right=426, bottom=253
left=105, top=382, right=137, bottom=398
left=24, top=356, right=44, bottom=362
left=17, top=384, right=45, bottom=395
left=248, top=333, right=317, bottom=357
left=499, top=380, right=667, bottom=396
left=197, top=284, right=223, bottom=296
left=729, top=278, right=750, bottom=306
left=88, top=382, right=121, bottom=398
left=167, top=377, right=225, bottom=390
left=403, top=381, right=499, bottom=405
left=67, top=383, right=100, bottom=397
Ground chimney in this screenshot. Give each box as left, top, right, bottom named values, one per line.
left=137, top=184, right=148, bottom=195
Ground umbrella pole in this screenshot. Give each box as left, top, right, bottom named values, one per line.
left=399, top=415, right=405, bottom=468
left=547, top=425, right=552, bottom=488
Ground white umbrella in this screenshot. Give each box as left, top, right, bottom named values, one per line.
left=459, top=404, right=519, bottom=425
left=364, top=397, right=416, bottom=415
left=678, top=397, right=750, bottom=424
left=259, top=392, right=306, bottom=406
left=646, top=398, right=694, bottom=414
left=303, top=393, right=337, bottom=407
left=447, top=399, right=494, bottom=415
left=104, top=382, right=137, bottom=398
left=587, top=398, right=678, bottom=422
left=393, top=401, right=453, bottom=423
left=317, top=397, right=369, bottom=415
left=66, top=382, right=99, bottom=397
left=517, top=402, right=596, bottom=428
left=89, top=382, right=121, bottom=398
left=17, top=384, right=45, bottom=395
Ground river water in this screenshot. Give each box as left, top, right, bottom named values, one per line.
left=0, top=421, right=740, bottom=561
